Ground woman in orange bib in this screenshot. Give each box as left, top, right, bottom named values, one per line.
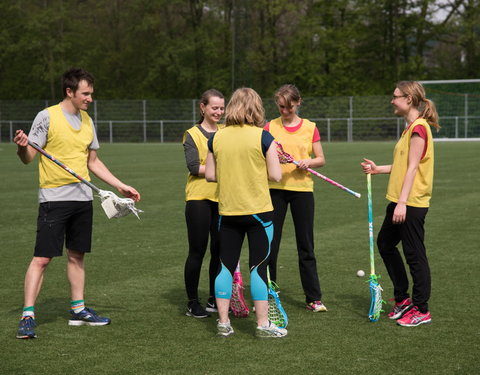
left=265, top=84, right=327, bottom=313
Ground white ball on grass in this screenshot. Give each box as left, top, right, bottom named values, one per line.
left=357, top=270, right=365, bottom=277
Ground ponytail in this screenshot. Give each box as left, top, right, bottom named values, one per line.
left=422, top=99, right=440, bottom=130
left=396, top=81, right=440, bottom=131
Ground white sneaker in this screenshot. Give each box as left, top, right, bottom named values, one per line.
left=256, top=321, right=288, bottom=338
left=217, top=320, right=234, bottom=337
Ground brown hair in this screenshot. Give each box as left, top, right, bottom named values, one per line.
left=197, top=89, right=224, bottom=124
left=225, top=88, right=265, bottom=127
left=396, top=81, right=440, bottom=129
left=274, top=84, right=301, bottom=108
left=62, top=68, right=94, bottom=98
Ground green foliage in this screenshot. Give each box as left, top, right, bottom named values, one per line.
left=0, top=141, right=479, bottom=374
left=0, top=1, right=478, bottom=99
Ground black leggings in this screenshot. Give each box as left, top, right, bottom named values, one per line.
left=184, top=200, right=220, bottom=301
left=215, top=212, right=273, bottom=301
left=268, top=189, right=322, bottom=303
left=377, top=202, right=431, bottom=313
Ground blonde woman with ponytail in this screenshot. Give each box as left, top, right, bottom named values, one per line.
left=361, top=81, right=439, bottom=327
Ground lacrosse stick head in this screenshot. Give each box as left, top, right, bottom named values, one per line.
left=274, top=141, right=294, bottom=164
left=230, top=281, right=250, bottom=318
left=368, top=274, right=384, bottom=322
left=98, top=190, right=143, bottom=219
left=268, top=288, right=288, bottom=328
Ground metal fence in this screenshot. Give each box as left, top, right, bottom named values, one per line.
left=1, top=95, right=480, bottom=143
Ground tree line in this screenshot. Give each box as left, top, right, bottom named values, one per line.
left=0, top=0, right=478, bottom=100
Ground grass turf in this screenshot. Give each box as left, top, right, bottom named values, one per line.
left=0, top=141, right=478, bottom=374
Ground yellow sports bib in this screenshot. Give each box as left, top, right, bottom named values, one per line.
left=183, top=125, right=218, bottom=202
left=39, top=104, right=93, bottom=188
left=267, top=117, right=315, bottom=192
left=386, top=118, right=434, bottom=207
left=213, top=125, right=272, bottom=215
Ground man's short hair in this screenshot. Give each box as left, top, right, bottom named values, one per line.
left=62, top=68, right=95, bottom=98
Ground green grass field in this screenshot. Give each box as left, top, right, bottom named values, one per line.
left=0, top=141, right=478, bottom=375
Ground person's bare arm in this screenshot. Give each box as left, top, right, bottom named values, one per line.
left=205, top=151, right=217, bottom=182
left=296, top=141, right=325, bottom=170
left=361, top=158, right=392, bottom=174
left=391, top=134, right=425, bottom=224
left=14, top=130, right=37, bottom=164
left=87, top=150, right=140, bottom=201
left=266, top=142, right=282, bottom=182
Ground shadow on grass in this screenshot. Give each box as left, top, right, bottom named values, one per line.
left=161, top=286, right=263, bottom=336
left=335, top=293, right=371, bottom=317
left=8, top=297, right=126, bottom=326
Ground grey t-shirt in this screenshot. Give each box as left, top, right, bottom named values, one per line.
left=28, top=108, right=100, bottom=203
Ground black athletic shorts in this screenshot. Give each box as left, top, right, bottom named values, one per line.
left=34, top=201, right=93, bottom=257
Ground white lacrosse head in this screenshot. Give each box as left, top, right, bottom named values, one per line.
left=98, top=190, right=143, bottom=219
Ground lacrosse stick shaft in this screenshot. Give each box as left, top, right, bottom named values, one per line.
left=367, top=173, right=375, bottom=275
left=29, top=141, right=142, bottom=220
left=291, top=160, right=361, bottom=198
left=274, top=142, right=360, bottom=198
left=28, top=141, right=100, bottom=193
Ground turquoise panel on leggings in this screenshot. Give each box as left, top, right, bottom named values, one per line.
left=250, top=267, right=268, bottom=301
left=215, top=263, right=233, bottom=299
left=250, top=214, right=274, bottom=301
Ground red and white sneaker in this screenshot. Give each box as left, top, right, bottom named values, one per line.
left=388, top=298, right=413, bottom=320
left=397, top=306, right=431, bottom=327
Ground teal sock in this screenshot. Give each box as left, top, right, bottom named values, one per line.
left=71, top=299, right=85, bottom=313
left=22, top=306, right=35, bottom=318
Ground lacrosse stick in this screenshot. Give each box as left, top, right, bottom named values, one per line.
left=275, top=141, right=361, bottom=198
left=267, top=267, right=288, bottom=328
left=230, top=262, right=250, bottom=318
left=28, top=141, right=142, bottom=219
left=367, top=173, right=384, bottom=322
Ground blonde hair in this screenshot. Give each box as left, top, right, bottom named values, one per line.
left=274, top=84, right=301, bottom=108
left=396, top=81, right=440, bottom=130
left=225, top=88, right=265, bottom=127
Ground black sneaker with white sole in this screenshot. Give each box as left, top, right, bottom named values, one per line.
left=206, top=296, right=218, bottom=313
left=186, top=300, right=210, bottom=318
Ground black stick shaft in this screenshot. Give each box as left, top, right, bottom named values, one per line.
left=28, top=141, right=100, bottom=193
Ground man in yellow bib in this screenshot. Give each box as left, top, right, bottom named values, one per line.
left=13, top=68, right=141, bottom=339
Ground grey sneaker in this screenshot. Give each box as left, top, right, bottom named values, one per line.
left=217, top=320, right=234, bottom=337
left=256, top=321, right=288, bottom=338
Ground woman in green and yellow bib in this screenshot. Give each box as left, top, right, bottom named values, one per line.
left=183, top=89, right=225, bottom=318
left=361, top=81, right=440, bottom=327
left=265, top=84, right=328, bottom=313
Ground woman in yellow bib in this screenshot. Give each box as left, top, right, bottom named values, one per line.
left=183, top=89, right=225, bottom=318
left=361, top=81, right=439, bottom=327
left=265, top=84, right=327, bottom=312
left=205, top=88, right=285, bottom=338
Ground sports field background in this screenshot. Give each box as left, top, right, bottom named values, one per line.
left=0, top=141, right=478, bottom=374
